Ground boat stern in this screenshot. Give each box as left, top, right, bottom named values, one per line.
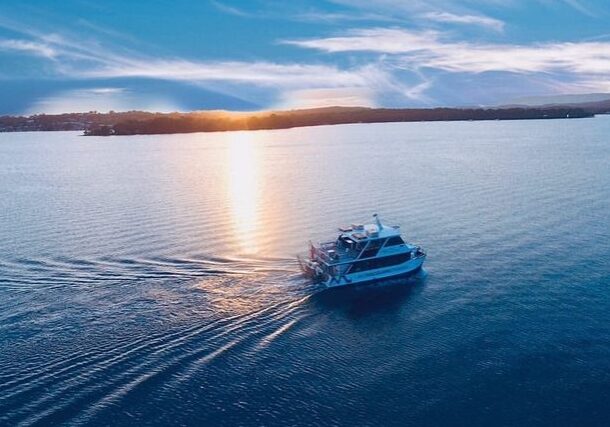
left=297, top=255, right=326, bottom=281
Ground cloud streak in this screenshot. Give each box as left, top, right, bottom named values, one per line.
left=330, top=0, right=598, bottom=19
left=0, top=20, right=364, bottom=89
left=0, top=23, right=425, bottom=109
left=285, top=27, right=610, bottom=76
left=421, top=11, right=504, bottom=32
left=79, top=59, right=375, bottom=88
left=26, top=87, right=181, bottom=115
left=210, top=1, right=250, bottom=17
left=0, top=39, right=57, bottom=58
left=283, top=28, right=440, bottom=54
left=2, top=1, right=608, bottom=113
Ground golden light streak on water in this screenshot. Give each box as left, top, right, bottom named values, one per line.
left=226, top=132, right=261, bottom=254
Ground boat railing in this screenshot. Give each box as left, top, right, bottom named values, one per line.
left=312, top=246, right=341, bottom=265
left=313, top=244, right=361, bottom=265
left=319, top=241, right=336, bottom=249
left=315, top=246, right=425, bottom=268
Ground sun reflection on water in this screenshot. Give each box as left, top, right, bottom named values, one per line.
left=227, top=132, right=261, bottom=254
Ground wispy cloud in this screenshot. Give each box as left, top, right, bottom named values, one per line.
left=325, top=0, right=509, bottom=23
left=208, top=2, right=398, bottom=24
left=278, top=87, right=377, bottom=109
left=27, top=87, right=180, bottom=115
left=285, top=27, right=610, bottom=76
left=283, top=28, right=440, bottom=54
left=78, top=59, right=373, bottom=88
left=283, top=26, right=610, bottom=99
left=0, top=39, right=57, bottom=58
left=0, top=20, right=359, bottom=89
left=549, top=0, right=596, bottom=17
left=291, top=11, right=399, bottom=23
left=2, top=0, right=607, bottom=113
left=331, top=0, right=596, bottom=16
left=75, top=19, right=140, bottom=44
left=210, top=0, right=250, bottom=17
left=0, top=23, right=421, bottom=108
left=327, top=0, right=603, bottom=28
left=421, top=11, right=504, bottom=32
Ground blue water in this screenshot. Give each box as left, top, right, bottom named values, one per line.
left=1, top=118, right=609, bottom=426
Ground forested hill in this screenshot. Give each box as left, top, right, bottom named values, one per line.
left=84, top=106, right=593, bottom=135
left=0, top=106, right=595, bottom=135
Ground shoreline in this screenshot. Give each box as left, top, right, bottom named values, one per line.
left=84, top=106, right=595, bottom=136
left=0, top=106, right=596, bottom=136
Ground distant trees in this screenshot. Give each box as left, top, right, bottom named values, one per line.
left=0, top=106, right=595, bottom=135
left=101, top=107, right=592, bottom=136
left=84, top=125, right=114, bottom=136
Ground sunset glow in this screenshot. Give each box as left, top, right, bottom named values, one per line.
left=2, top=1, right=610, bottom=114
left=227, top=133, right=260, bottom=254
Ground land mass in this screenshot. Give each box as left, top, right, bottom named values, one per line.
left=503, top=92, right=610, bottom=107
left=0, top=105, right=602, bottom=136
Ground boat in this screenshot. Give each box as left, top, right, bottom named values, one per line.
left=298, top=214, right=426, bottom=287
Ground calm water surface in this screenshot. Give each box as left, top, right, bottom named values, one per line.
left=1, top=118, right=609, bottom=426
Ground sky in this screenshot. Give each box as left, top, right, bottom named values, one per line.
left=1, top=0, right=610, bottom=114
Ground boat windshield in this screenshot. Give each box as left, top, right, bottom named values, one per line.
left=338, top=236, right=355, bottom=247
left=360, top=238, right=386, bottom=258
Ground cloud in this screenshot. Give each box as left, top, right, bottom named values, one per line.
left=277, top=87, right=377, bottom=109
left=322, top=0, right=606, bottom=38
left=2, top=3, right=606, bottom=112
left=291, top=11, right=399, bottom=23
left=210, top=1, right=250, bottom=17
left=284, top=26, right=610, bottom=98
left=411, top=42, right=610, bottom=75
left=75, top=19, right=140, bottom=44
left=0, top=39, right=57, bottom=58
left=284, top=28, right=440, bottom=53
left=421, top=11, right=504, bottom=32
left=285, top=27, right=610, bottom=76
left=78, top=59, right=377, bottom=89
left=26, top=87, right=181, bottom=115
left=553, top=0, right=596, bottom=17
left=0, top=24, right=412, bottom=109
left=325, top=0, right=511, bottom=22
left=330, top=0, right=598, bottom=18
left=0, top=22, right=377, bottom=90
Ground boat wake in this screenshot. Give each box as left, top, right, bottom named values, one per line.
left=0, top=254, right=318, bottom=426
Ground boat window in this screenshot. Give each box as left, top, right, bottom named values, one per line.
left=360, top=247, right=380, bottom=258
left=338, top=236, right=356, bottom=250
left=349, top=252, right=411, bottom=273
left=368, top=239, right=385, bottom=249
left=385, top=236, right=405, bottom=246
left=359, top=239, right=386, bottom=259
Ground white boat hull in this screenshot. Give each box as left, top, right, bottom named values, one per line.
left=323, top=255, right=425, bottom=288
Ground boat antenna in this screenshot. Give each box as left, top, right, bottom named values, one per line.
left=373, top=213, right=383, bottom=230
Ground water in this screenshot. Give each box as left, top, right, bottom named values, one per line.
left=1, top=118, right=609, bottom=426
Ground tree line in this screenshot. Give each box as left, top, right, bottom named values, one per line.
left=83, top=106, right=593, bottom=136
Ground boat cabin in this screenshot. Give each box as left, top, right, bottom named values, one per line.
left=313, top=217, right=418, bottom=267
left=298, top=214, right=427, bottom=286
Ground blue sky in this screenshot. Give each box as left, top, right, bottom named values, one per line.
left=1, top=0, right=610, bottom=114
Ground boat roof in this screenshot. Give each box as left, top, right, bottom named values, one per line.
left=338, top=220, right=401, bottom=241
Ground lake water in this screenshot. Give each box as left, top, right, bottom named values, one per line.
left=1, top=118, right=609, bottom=426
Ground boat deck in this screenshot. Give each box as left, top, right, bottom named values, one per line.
left=313, top=242, right=359, bottom=266
left=312, top=240, right=420, bottom=267
left=299, top=215, right=426, bottom=286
